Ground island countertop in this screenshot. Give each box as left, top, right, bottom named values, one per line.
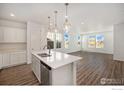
left=32, top=50, right=82, bottom=69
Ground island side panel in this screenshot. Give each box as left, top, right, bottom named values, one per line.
left=73, top=61, right=78, bottom=85
left=51, top=63, right=74, bottom=85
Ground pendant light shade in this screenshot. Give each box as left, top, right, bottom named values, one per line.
left=48, top=16, right=52, bottom=32
left=63, top=3, right=71, bottom=32
left=53, top=10, right=59, bottom=33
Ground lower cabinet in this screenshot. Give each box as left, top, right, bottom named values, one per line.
left=32, top=55, right=41, bottom=83
left=10, top=51, right=27, bottom=66
left=2, top=53, right=10, bottom=67
left=0, top=54, right=2, bottom=69
left=0, top=51, right=26, bottom=69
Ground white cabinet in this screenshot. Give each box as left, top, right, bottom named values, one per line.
left=0, top=27, right=4, bottom=42
left=19, top=52, right=26, bottom=63
left=3, top=27, right=16, bottom=42
left=2, top=53, right=10, bottom=67
left=16, top=29, right=26, bottom=42
left=0, top=26, right=26, bottom=43
left=10, top=51, right=26, bottom=65
left=32, top=55, right=41, bottom=83
left=10, top=53, right=20, bottom=65
left=0, top=54, right=2, bottom=69
left=0, top=51, right=26, bottom=69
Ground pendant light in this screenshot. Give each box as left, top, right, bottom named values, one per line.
left=53, top=10, right=59, bottom=33
left=48, top=16, right=52, bottom=32
left=63, top=3, right=71, bottom=32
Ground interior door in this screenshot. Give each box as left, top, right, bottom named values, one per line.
left=30, top=24, right=41, bottom=51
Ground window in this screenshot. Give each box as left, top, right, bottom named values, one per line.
left=96, top=34, right=104, bottom=48
left=47, top=32, right=62, bottom=49
left=64, top=32, right=69, bottom=49
left=88, top=34, right=104, bottom=48
left=77, top=35, right=81, bottom=45
left=47, top=32, right=54, bottom=49
left=88, top=35, right=96, bottom=48
left=55, top=33, right=62, bottom=48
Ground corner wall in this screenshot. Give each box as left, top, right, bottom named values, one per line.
left=114, top=23, right=124, bottom=61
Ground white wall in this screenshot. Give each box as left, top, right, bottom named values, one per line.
left=27, top=21, right=47, bottom=64
left=82, top=31, right=113, bottom=54
left=114, top=23, right=124, bottom=61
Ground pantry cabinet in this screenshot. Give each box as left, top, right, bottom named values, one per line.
left=0, top=51, right=26, bottom=69
left=0, top=26, right=26, bottom=43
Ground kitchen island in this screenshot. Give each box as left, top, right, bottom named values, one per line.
left=32, top=50, right=82, bottom=85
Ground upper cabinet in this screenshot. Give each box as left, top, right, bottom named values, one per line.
left=0, top=26, right=26, bottom=43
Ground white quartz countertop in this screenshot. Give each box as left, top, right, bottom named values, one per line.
left=32, top=50, right=82, bottom=69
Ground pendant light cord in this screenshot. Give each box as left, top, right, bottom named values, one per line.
left=54, top=11, right=57, bottom=27
left=48, top=16, right=50, bottom=29
left=65, top=3, right=69, bottom=18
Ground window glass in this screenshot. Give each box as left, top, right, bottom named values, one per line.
left=47, top=32, right=54, bottom=49
left=64, top=32, right=69, bottom=49
left=56, top=33, right=62, bottom=48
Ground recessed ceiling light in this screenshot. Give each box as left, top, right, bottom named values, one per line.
left=10, top=13, right=15, bottom=17
left=81, top=22, right=84, bottom=24
left=65, top=15, right=68, bottom=18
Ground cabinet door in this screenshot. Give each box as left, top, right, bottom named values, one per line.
left=18, top=52, right=26, bottom=64
left=3, top=27, right=16, bottom=42
left=32, top=55, right=41, bottom=83
left=0, top=27, right=4, bottom=42
left=10, top=52, right=26, bottom=66
left=10, top=53, right=20, bottom=65
left=2, top=53, right=10, bottom=67
left=16, top=29, right=26, bottom=42
left=0, top=54, right=2, bottom=69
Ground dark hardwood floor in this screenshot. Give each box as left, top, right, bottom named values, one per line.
left=0, top=51, right=124, bottom=85
left=71, top=51, right=124, bottom=85
left=0, top=64, right=39, bottom=85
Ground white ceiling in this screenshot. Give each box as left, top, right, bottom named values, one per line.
left=0, top=3, right=124, bottom=32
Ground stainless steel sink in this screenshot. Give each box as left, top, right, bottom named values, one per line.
left=38, top=53, right=51, bottom=57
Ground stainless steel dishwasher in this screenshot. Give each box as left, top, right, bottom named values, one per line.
left=40, top=61, right=51, bottom=85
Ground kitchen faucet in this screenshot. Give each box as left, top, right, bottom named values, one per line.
left=43, top=45, right=51, bottom=55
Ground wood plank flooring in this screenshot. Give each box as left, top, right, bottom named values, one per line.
left=0, top=64, right=39, bottom=85
left=0, top=51, right=124, bottom=85
left=71, top=51, right=124, bottom=85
